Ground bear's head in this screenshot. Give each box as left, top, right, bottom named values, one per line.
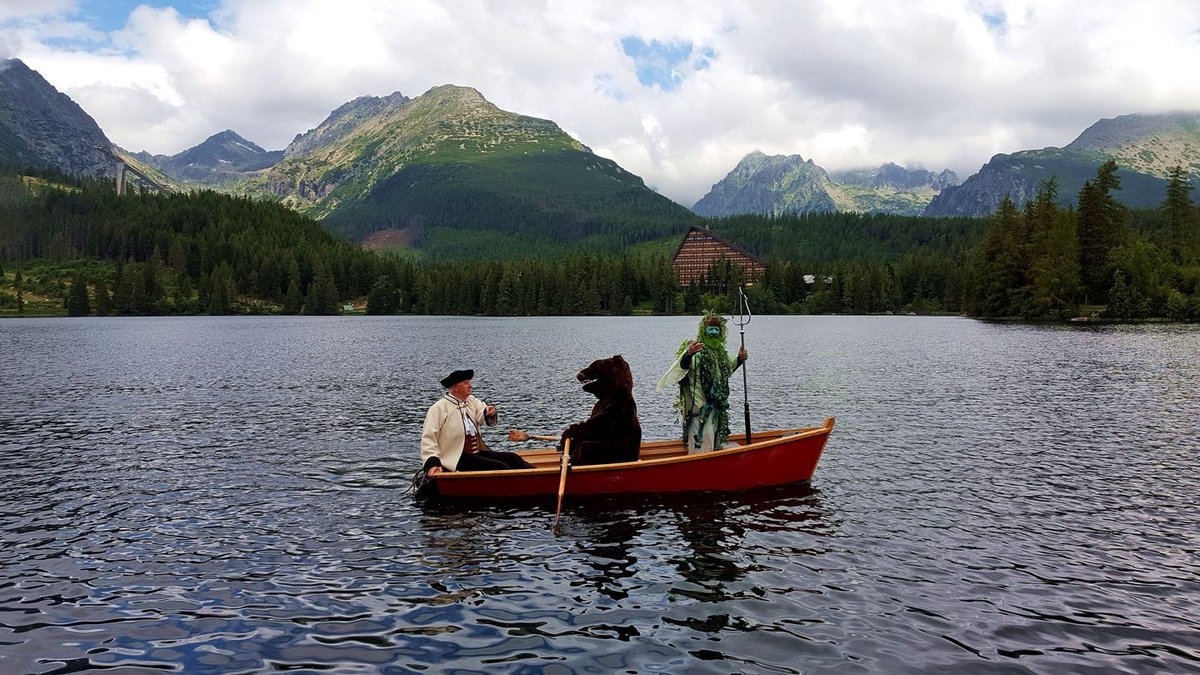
left=576, top=355, right=634, bottom=398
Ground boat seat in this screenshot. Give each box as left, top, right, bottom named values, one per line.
left=637, top=445, right=686, bottom=461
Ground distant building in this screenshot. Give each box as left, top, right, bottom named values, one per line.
left=670, top=226, right=765, bottom=286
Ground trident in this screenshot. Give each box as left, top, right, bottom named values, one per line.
left=733, top=285, right=752, bottom=444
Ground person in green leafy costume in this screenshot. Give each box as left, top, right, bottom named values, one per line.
left=656, top=312, right=748, bottom=454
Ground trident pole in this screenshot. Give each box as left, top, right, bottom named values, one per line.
left=734, top=285, right=752, bottom=443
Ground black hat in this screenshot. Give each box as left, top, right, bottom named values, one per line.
left=440, top=369, right=474, bottom=388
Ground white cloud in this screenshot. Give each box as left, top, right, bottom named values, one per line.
left=4, top=0, right=1200, bottom=206
left=0, top=0, right=73, bottom=23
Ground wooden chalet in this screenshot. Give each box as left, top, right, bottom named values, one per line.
left=670, top=226, right=765, bottom=286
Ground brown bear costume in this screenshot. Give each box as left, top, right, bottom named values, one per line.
left=560, top=355, right=643, bottom=466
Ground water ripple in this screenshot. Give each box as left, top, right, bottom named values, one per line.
left=1, top=316, right=1198, bottom=673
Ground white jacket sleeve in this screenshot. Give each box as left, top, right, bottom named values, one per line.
left=420, top=404, right=444, bottom=468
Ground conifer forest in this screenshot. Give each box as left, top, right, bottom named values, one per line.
left=1, top=162, right=1198, bottom=321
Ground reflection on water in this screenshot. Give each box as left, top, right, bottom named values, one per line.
left=1, top=316, right=1199, bottom=673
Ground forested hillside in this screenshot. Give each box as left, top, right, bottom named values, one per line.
left=0, top=170, right=984, bottom=318
left=322, top=153, right=693, bottom=258
left=0, top=172, right=378, bottom=315
left=966, top=162, right=1200, bottom=320
left=2, top=161, right=1197, bottom=321
left=0, top=172, right=693, bottom=316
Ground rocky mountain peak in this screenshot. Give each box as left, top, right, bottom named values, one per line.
left=261, top=82, right=594, bottom=221
left=696, top=152, right=956, bottom=217
left=832, top=163, right=960, bottom=191
left=1067, top=112, right=1200, bottom=153
left=1065, top=112, right=1200, bottom=177
left=926, top=111, right=1200, bottom=217
left=284, top=91, right=413, bottom=158
left=0, top=57, right=112, bottom=176
left=164, top=128, right=277, bottom=177
left=694, top=151, right=835, bottom=216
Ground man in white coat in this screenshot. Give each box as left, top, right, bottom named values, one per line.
left=421, top=369, right=532, bottom=478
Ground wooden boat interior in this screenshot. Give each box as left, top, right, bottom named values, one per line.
left=511, top=419, right=833, bottom=471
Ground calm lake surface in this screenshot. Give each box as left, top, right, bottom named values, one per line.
left=1, top=315, right=1198, bottom=674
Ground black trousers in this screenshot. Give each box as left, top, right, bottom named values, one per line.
left=457, top=450, right=533, bottom=471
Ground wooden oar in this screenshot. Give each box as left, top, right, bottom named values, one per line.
left=508, top=429, right=558, bottom=442
left=553, top=439, right=570, bottom=532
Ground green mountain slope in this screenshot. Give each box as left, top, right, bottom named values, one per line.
left=926, top=112, right=1200, bottom=216
left=1067, top=111, right=1200, bottom=175
left=259, top=85, right=694, bottom=256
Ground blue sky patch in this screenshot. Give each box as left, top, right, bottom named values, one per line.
left=593, top=74, right=628, bottom=102
left=980, top=9, right=1007, bottom=31
left=620, top=37, right=714, bottom=91
left=75, top=0, right=218, bottom=32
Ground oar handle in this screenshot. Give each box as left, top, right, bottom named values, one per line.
left=508, top=429, right=559, bottom=442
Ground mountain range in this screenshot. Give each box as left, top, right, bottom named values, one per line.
left=924, top=112, right=1200, bottom=216
left=252, top=83, right=693, bottom=252
left=132, top=129, right=282, bottom=184
left=4, top=55, right=1200, bottom=252
left=692, top=151, right=958, bottom=217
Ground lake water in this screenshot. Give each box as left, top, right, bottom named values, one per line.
left=1, top=315, right=1198, bottom=673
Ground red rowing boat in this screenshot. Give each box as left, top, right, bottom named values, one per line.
left=433, top=417, right=835, bottom=498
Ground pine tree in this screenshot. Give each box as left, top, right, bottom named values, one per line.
left=64, top=273, right=91, bottom=316
left=1025, top=180, right=1081, bottom=319
left=682, top=282, right=702, bottom=313
left=1162, top=166, right=1198, bottom=263
left=1106, top=240, right=1158, bottom=318
left=143, top=257, right=166, bottom=314
left=1077, top=160, right=1128, bottom=302
left=1027, top=209, right=1082, bottom=319
left=283, top=275, right=303, bottom=314
left=168, top=236, right=188, bottom=276
left=495, top=265, right=519, bottom=315
left=1105, top=271, right=1132, bottom=320
left=974, top=195, right=1027, bottom=317
left=478, top=264, right=500, bottom=314
left=303, top=261, right=340, bottom=315
left=94, top=278, right=112, bottom=316
left=114, top=262, right=147, bottom=315
left=282, top=260, right=303, bottom=314
left=366, top=276, right=400, bottom=314
left=207, top=262, right=236, bottom=315
left=14, top=267, right=24, bottom=314
left=175, top=273, right=195, bottom=313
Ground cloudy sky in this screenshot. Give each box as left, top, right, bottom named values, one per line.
left=3, top=0, right=1199, bottom=206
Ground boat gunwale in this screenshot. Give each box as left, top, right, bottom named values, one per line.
left=433, top=417, right=835, bottom=483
